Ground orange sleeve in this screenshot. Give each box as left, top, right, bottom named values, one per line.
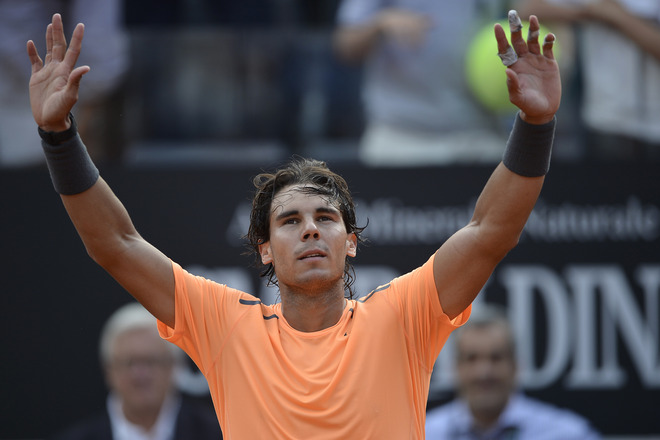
left=157, top=260, right=256, bottom=375
left=385, top=254, right=471, bottom=371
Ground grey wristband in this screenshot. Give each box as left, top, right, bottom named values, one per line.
left=502, top=113, right=556, bottom=177
left=38, top=112, right=78, bottom=145
left=41, top=118, right=99, bottom=195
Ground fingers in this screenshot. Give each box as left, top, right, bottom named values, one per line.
left=67, top=66, right=91, bottom=93
left=542, top=33, right=556, bottom=60
left=42, top=15, right=85, bottom=70
left=526, top=15, right=541, bottom=55
left=45, top=23, right=53, bottom=64
left=508, top=10, right=528, bottom=58
left=494, top=23, right=517, bottom=66
left=505, top=69, right=521, bottom=102
left=495, top=10, right=526, bottom=67
left=496, top=11, right=556, bottom=67
left=63, top=23, right=85, bottom=69
left=50, top=13, right=67, bottom=62
left=26, top=40, right=44, bottom=73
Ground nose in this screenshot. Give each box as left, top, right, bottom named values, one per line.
left=473, top=358, right=497, bottom=380
left=301, top=218, right=320, bottom=240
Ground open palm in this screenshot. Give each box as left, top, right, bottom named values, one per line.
left=26, top=14, right=89, bottom=131
left=494, top=13, right=561, bottom=124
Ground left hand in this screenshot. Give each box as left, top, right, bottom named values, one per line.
left=27, top=14, right=89, bottom=132
left=494, top=12, right=561, bottom=125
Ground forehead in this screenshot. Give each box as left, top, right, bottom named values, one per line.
left=458, top=325, right=510, bottom=352
left=112, top=327, right=168, bottom=355
left=270, top=184, right=338, bottom=214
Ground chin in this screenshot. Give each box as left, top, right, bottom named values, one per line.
left=293, top=272, right=343, bottom=291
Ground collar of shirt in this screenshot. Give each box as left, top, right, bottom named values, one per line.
left=449, top=394, right=524, bottom=440
left=107, top=392, right=181, bottom=440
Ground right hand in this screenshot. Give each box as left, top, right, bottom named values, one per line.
left=26, top=13, right=89, bottom=132
left=494, top=14, right=561, bottom=124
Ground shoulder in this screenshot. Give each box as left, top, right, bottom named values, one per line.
left=510, top=395, right=600, bottom=438
left=425, top=400, right=466, bottom=434
left=173, top=261, right=262, bottom=305
left=361, top=255, right=435, bottom=300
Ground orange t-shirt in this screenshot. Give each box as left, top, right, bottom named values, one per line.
left=158, top=255, right=470, bottom=439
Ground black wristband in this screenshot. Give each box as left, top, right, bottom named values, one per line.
left=41, top=131, right=100, bottom=195
left=38, top=113, right=78, bottom=145
left=502, top=113, right=556, bottom=177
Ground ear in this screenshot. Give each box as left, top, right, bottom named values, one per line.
left=346, top=233, right=357, bottom=258
left=259, top=242, right=273, bottom=265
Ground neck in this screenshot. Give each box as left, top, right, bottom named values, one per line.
left=280, top=285, right=346, bottom=332
left=122, top=402, right=162, bottom=432
left=469, top=403, right=507, bottom=433
left=471, top=411, right=501, bottom=432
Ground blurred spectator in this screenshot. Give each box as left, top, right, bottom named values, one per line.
left=0, top=0, right=128, bottom=167
left=425, top=304, right=601, bottom=440
left=124, top=0, right=278, bottom=28
left=333, top=0, right=509, bottom=167
left=50, top=302, right=222, bottom=440
left=122, top=0, right=361, bottom=162
left=516, top=0, right=660, bottom=161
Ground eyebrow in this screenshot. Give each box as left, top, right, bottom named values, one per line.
left=274, top=206, right=339, bottom=222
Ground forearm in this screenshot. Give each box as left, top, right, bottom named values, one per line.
left=518, top=0, right=660, bottom=61
left=471, top=164, right=544, bottom=253
left=61, top=177, right=175, bottom=326
left=472, top=114, right=555, bottom=253
left=433, top=115, right=554, bottom=318
left=593, top=12, right=660, bottom=61
left=333, top=21, right=382, bottom=63
left=61, top=177, right=139, bottom=265
left=515, top=0, right=583, bottom=24
left=431, top=166, right=544, bottom=320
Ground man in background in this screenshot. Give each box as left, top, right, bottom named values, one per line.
left=333, top=0, right=509, bottom=166
left=426, top=304, right=601, bottom=439
left=51, top=302, right=222, bottom=440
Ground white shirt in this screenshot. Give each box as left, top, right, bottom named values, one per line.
left=425, top=393, right=601, bottom=440
left=336, top=0, right=504, bottom=133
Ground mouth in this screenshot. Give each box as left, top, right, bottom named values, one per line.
left=298, top=250, right=327, bottom=260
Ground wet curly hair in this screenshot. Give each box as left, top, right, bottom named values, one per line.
left=246, top=157, right=366, bottom=298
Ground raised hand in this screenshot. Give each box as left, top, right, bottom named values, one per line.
left=494, top=11, right=561, bottom=125
left=26, top=13, right=89, bottom=132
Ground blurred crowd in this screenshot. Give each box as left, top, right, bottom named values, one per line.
left=2, top=0, right=659, bottom=168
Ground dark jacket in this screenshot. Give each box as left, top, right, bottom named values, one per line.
left=51, top=398, right=222, bottom=440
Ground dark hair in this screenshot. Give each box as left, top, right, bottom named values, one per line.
left=246, top=157, right=366, bottom=298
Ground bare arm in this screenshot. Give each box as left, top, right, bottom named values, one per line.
left=27, top=14, right=175, bottom=327
left=515, top=0, right=583, bottom=24
left=517, top=0, right=660, bottom=61
left=60, top=180, right=175, bottom=326
left=435, top=13, right=561, bottom=319
left=333, top=8, right=431, bottom=63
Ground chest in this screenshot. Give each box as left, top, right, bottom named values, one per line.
left=215, top=305, right=420, bottom=437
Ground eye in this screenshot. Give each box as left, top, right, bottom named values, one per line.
left=284, top=218, right=299, bottom=225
